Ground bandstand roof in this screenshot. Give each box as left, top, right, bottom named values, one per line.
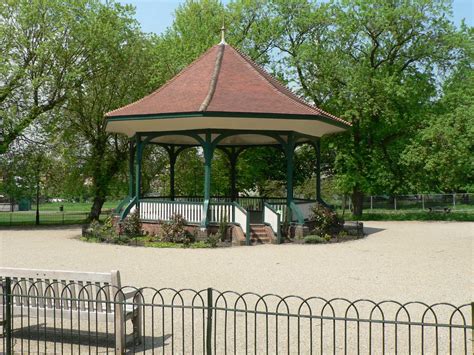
left=105, top=42, right=351, bottom=146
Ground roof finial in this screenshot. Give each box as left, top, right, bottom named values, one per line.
left=220, top=19, right=226, bottom=45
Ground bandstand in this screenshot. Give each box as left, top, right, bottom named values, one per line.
left=106, top=36, right=350, bottom=245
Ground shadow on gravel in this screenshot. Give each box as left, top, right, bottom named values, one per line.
left=9, top=325, right=171, bottom=353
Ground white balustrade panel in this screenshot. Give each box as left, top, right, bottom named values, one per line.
left=264, top=205, right=280, bottom=235
left=234, top=206, right=248, bottom=232
left=268, top=203, right=287, bottom=221
left=209, top=204, right=233, bottom=223
left=139, top=201, right=202, bottom=223
left=297, top=202, right=317, bottom=220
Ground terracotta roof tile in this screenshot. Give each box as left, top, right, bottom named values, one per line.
left=106, top=43, right=350, bottom=127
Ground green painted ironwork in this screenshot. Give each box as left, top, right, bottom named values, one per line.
left=120, top=196, right=137, bottom=221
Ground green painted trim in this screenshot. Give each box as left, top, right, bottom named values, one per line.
left=106, top=111, right=351, bottom=129
left=139, top=199, right=202, bottom=205
left=290, top=201, right=305, bottom=225
left=135, top=135, right=143, bottom=200
left=120, top=196, right=137, bottom=221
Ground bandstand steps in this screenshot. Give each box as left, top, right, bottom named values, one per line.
left=249, top=224, right=274, bottom=245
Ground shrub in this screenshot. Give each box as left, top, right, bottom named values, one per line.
left=206, top=233, right=220, bottom=248
left=310, top=203, right=344, bottom=237
left=304, top=235, right=327, bottom=244
left=218, top=215, right=229, bottom=242
left=122, top=209, right=142, bottom=237
left=84, top=217, right=116, bottom=242
left=160, top=214, right=195, bottom=244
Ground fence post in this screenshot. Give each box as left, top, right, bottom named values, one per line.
left=394, top=197, right=397, bottom=210
left=9, top=212, right=12, bottom=227
left=370, top=196, right=373, bottom=210
left=206, top=287, right=213, bottom=355
left=453, top=193, right=456, bottom=209
left=4, top=276, right=12, bottom=354
left=422, top=194, right=425, bottom=210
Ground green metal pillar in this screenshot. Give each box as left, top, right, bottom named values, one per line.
left=135, top=135, right=143, bottom=201
left=285, top=133, right=295, bottom=222
left=167, top=147, right=177, bottom=201
left=201, top=132, right=214, bottom=228
left=221, top=147, right=242, bottom=202
left=128, top=140, right=135, bottom=198
left=315, top=139, right=322, bottom=202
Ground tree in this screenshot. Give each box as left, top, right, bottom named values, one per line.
left=269, top=0, right=462, bottom=216
left=0, top=0, right=101, bottom=152
left=52, top=1, right=158, bottom=220
left=402, top=31, right=474, bottom=192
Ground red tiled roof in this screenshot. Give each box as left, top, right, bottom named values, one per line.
left=106, top=43, right=350, bottom=127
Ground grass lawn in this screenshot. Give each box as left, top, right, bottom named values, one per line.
left=0, top=201, right=120, bottom=226
left=36, top=200, right=121, bottom=211
left=342, top=210, right=474, bottom=221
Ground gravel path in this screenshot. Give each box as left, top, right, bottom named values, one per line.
left=1, top=221, right=472, bottom=304
left=1, top=221, right=472, bottom=353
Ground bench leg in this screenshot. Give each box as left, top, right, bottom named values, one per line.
left=132, top=306, right=142, bottom=345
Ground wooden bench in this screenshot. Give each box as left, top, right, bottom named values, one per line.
left=0, top=267, right=141, bottom=354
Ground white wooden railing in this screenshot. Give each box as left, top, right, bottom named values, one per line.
left=209, top=203, right=233, bottom=223
left=140, top=201, right=203, bottom=223
left=263, top=203, right=281, bottom=243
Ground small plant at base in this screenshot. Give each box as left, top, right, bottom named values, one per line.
left=160, top=214, right=194, bottom=244
left=218, top=215, right=229, bottom=242
left=310, top=203, right=344, bottom=237
left=122, top=208, right=142, bottom=238
left=206, top=233, right=220, bottom=248
left=304, top=235, right=327, bottom=244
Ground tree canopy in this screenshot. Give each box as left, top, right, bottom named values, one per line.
left=0, top=0, right=471, bottom=218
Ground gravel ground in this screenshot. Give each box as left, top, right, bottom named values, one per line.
left=0, top=221, right=472, bottom=353
left=0, top=221, right=472, bottom=303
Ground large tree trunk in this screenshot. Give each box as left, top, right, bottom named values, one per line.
left=89, top=196, right=106, bottom=222
left=351, top=188, right=364, bottom=218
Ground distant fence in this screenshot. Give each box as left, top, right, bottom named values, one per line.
left=325, top=193, right=473, bottom=212
left=1, top=279, right=471, bottom=354
left=0, top=211, right=113, bottom=226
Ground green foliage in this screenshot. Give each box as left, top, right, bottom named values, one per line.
left=310, top=203, right=344, bottom=237
left=206, top=233, right=220, bottom=248
left=160, top=214, right=195, bottom=244
left=303, top=235, right=327, bottom=244
left=84, top=215, right=116, bottom=242
left=122, top=209, right=142, bottom=238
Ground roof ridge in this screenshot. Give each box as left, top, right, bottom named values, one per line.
left=199, top=44, right=225, bottom=111
left=229, top=46, right=350, bottom=126
left=106, top=45, right=218, bottom=117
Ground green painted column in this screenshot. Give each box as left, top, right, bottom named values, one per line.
left=315, top=139, right=322, bottom=202
left=128, top=140, right=135, bottom=197
left=201, top=132, right=214, bottom=227
left=285, top=133, right=295, bottom=222
left=168, top=148, right=177, bottom=201
left=135, top=135, right=143, bottom=201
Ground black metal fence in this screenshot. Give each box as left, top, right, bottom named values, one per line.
left=1, top=279, right=472, bottom=354
left=324, top=193, right=474, bottom=212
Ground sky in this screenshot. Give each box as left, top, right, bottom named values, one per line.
left=118, top=0, right=473, bottom=35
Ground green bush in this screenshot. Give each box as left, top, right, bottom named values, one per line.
left=304, top=235, right=327, bottom=244
left=84, top=216, right=116, bottom=242
left=310, top=203, right=344, bottom=237
left=206, top=233, right=220, bottom=248
left=122, top=209, right=142, bottom=237
left=160, top=214, right=195, bottom=244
